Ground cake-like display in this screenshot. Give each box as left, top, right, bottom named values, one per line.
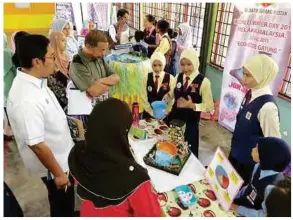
left=143, top=140, right=191, bottom=176
left=155, top=142, right=177, bottom=166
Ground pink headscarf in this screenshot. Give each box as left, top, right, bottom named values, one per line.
left=49, top=32, right=70, bottom=76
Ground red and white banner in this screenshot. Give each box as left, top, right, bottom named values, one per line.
left=218, top=3, right=291, bottom=131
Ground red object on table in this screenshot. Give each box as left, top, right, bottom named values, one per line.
left=132, top=102, right=140, bottom=127
left=80, top=181, right=160, bottom=217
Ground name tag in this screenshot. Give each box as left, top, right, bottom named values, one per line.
left=246, top=187, right=257, bottom=205
left=245, top=112, right=252, bottom=120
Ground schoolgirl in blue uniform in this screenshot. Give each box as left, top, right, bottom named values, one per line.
left=229, top=54, right=281, bottom=184
left=231, top=137, right=290, bottom=217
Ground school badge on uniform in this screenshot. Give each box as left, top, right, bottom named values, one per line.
left=247, top=188, right=257, bottom=205
left=177, top=82, right=182, bottom=89
left=190, top=83, right=199, bottom=93
left=245, top=112, right=252, bottom=120
left=162, top=83, right=168, bottom=90
left=148, top=86, right=152, bottom=92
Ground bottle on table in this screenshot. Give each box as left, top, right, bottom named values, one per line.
left=132, top=102, right=139, bottom=127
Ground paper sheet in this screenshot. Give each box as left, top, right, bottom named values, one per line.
left=67, top=89, right=93, bottom=115
left=205, top=147, right=244, bottom=211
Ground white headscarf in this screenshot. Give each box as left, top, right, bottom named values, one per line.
left=150, top=52, right=166, bottom=71
left=180, top=48, right=200, bottom=75
left=50, top=18, right=68, bottom=33
left=243, top=54, right=279, bottom=89
left=177, top=23, right=192, bottom=48
left=50, top=18, right=78, bottom=61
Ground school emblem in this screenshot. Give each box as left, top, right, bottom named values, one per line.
left=247, top=187, right=257, bottom=205
left=191, top=83, right=199, bottom=89
left=245, top=112, right=252, bottom=120
left=177, top=82, right=182, bottom=89
left=148, top=86, right=153, bottom=92
left=162, top=83, right=169, bottom=90
left=190, top=84, right=198, bottom=93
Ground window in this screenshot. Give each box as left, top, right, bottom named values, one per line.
left=142, top=3, right=206, bottom=53
left=210, top=3, right=234, bottom=68
left=113, top=3, right=140, bottom=31
left=279, top=55, right=291, bottom=99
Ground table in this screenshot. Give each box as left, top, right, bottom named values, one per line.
left=129, top=120, right=235, bottom=217
left=105, top=53, right=152, bottom=112
left=159, top=179, right=236, bottom=217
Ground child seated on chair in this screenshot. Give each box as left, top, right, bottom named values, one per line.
left=230, top=137, right=291, bottom=217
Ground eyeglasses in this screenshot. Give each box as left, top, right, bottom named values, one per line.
left=44, top=56, right=56, bottom=61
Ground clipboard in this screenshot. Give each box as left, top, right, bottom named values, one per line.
left=67, top=88, right=93, bottom=115
left=67, top=80, right=93, bottom=115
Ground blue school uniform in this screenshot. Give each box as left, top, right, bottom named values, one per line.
left=234, top=136, right=291, bottom=217
left=234, top=164, right=284, bottom=210
left=236, top=184, right=275, bottom=217
left=229, top=92, right=279, bottom=183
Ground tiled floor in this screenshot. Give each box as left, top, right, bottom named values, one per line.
left=4, top=120, right=232, bottom=217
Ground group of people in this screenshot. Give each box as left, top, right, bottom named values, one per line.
left=3, top=7, right=291, bottom=218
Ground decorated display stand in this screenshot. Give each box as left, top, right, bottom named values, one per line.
left=129, top=119, right=236, bottom=217
left=105, top=51, right=152, bottom=112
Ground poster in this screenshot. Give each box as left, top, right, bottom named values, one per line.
left=88, top=3, right=111, bottom=31
left=205, top=147, right=244, bottom=211
left=55, top=3, right=76, bottom=28
left=218, top=3, right=291, bottom=131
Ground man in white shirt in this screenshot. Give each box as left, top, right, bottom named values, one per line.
left=7, top=34, right=75, bottom=217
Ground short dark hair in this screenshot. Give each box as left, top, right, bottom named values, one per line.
left=16, top=34, right=50, bottom=69
left=11, top=31, right=30, bottom=67
left=117, top=9, right=129, bottom=20
left=265, top=177, right=291, bottom=217
left=145, top=14, right=156, bottom=25
left=168, top=28, right=179, bottom=39
left=13, top=31, right=29, bottom=45
left=134, top=31, right=144, bottom=42
left=157, top=20, right=170, bottom=34
left=85, top=30, right=108, bottom=47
